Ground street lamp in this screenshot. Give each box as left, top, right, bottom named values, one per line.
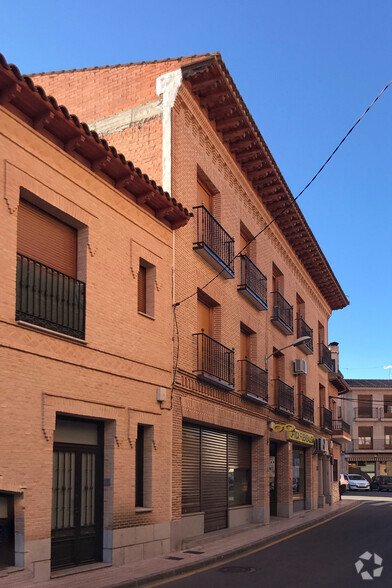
left=265, top=336, right=311, bottom=370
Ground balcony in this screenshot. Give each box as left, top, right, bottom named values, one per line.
left=331, top=419, right=351, bottom=442
left=299, top=394, right=314, bottom=424
left=193, top=331, right=234, bottom=390
left=237, top=255, right=268, bottom=311
left=274, top=379, right=295, bottom=415
left=354, top=407, right=381, bottom=420
left=193, top=205, right=234, bottom=278
left=318, top=343, right=334, bottom=372
left=16, top=254, right=86, bottom=339
left=238, top=359, right=268, bottom=404
left=347, top=439, right=392, bottom=452
left=296, top=318, right=313, bottom=354
left=271, top=292, right=293, bottom=335
left=320, top=406, right=333, bottom=431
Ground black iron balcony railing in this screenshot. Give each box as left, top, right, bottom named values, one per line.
left=237, top=255, right=268, bottom=310
left=16, top=254, right=86, bottom=339
left=238, top=359, right=268, bottom=403
left=318, top=343, right=334, bottom=372
left=332, top=419, right=351, bottom=435
left=274, top=379, right=295, bottom=415
left=354, top=407, right=381, bottom=419
left=296, top=317, right=313, bottom=354
left=348, top=439, right=392, bottom=451
left=193, top=206, right=234, bottom=278
left=271, top=291, right=293, bottom=335
left=300, top=394, right=314, bottom=424
left=193, top=331, right=234, bottom=389
left=321, top=406, right=333, bottom=431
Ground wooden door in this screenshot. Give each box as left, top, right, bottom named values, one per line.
left=197, top=181, right=213, bottom=212
left=197, top=299, right=212, bottom=337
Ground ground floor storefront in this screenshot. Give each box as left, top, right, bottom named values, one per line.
left=346, top=454, right=392, bottom=478
left=172, top=393, right=338, bottom=549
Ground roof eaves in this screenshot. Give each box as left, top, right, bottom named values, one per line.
left=29, top=52, right=221, bottom=77
left=181, top=54, right=348, bottom=310
left=0, top=53, right=191, bottom=228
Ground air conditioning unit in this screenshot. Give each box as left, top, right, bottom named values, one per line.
left=314, top=437, right=328, bottom=454
left=293, top=358, right=307, bottom=375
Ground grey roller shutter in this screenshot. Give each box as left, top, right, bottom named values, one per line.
left=182, top=424, right=201, bottom=514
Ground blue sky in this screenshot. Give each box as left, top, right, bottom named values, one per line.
left=2, top=0, right=391, bottom=379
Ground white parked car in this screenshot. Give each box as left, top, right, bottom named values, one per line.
left=346, top=474, right=370, bottom=491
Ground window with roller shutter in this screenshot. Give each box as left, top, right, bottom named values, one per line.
left=16, top=197, right=85, bottom=339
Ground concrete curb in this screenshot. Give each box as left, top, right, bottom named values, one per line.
left=111, top=502, right=360, bottom=587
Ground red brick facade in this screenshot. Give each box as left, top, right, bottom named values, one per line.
left=0, top=53, right=350, bottom=580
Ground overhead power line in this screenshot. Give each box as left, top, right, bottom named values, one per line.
left=175, top=77, right=392, bottom=308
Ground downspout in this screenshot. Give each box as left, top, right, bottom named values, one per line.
left=156, top=69, right=183, bottom=408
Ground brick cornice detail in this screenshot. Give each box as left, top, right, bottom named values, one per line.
left=175, top=87, right=331, bottom=318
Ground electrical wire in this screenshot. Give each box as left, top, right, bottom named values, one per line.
left=160, top=303, right=180, bottom=411
left=174, top=77, right=392, bottom=309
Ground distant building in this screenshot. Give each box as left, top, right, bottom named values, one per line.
left=328, top=343, right=352, bottom=482
left=343, top=380, right=392, bottom=479
left=0, top=53, right=190, bottom=580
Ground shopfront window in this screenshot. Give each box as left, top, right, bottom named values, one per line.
left=228, top=467, right=251, bottom=506
left=228, top=434, right=251, bottom=507
left=292, top=446, right=305, bottom=500
left=380, top=461, right=392, bottom=476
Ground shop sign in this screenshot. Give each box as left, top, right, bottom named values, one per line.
left=287, top=428, right=315, bottom=446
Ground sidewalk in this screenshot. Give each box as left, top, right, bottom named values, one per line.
left=0, top=500, right=359, bottom=588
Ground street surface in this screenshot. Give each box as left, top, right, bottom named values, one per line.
left=154, top=498, right=392, bottom=588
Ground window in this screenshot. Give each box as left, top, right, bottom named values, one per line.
left=358, top=426, right=373, bottom=449
left=318, top=322, right=325, bottom=345
left=271, top=264, right=293, bottom=334
left=319, top=384, right=326, bottom=408
left=228, top=434, right=251, bottom=506
left=385, top=427, right=392, bottom=449
left=18, top=198, right=77, bottom=277
left=358, top=395, right=373, bottom=418
left=384, top=396, right=392, bottom=418
left=197, top=290, right=216, bottom=338
left=272, top=263, right=284, bottom=294
left=292, top=446, right=305, bottom=500
left=239, top=224, right=254, bottom=260
left=193, top=170, right=234, bottom=278
left=135, top=424, right=153, bottom=509
left=16, top=196, right=85, bottom=339
left=197, top=180, right=213, bottom=212
left=333, top=459, right=338, bottom=482
left=137, top=259, right=156, bottom=317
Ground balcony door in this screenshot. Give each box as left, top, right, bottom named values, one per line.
left=51, top=418, right=103, bottom=570
left=197, top=298, right=213, bottom=338
left=197, top=180, right=213, bottom=212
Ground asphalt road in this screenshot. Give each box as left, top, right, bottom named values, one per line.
left=155, top=501, right=392, bottom=588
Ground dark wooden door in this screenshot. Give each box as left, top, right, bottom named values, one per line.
left=0, top=493, right=14, bottom=569
left=51, top=443, right=103, bottom=570
left=201, top=429, right=228, bottom=533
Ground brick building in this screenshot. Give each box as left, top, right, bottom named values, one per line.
left=0, top=54, right=190, bottom=580
left=15, top=51, right=350, bottom=568
left=343, top=380, right=392, bottom=479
